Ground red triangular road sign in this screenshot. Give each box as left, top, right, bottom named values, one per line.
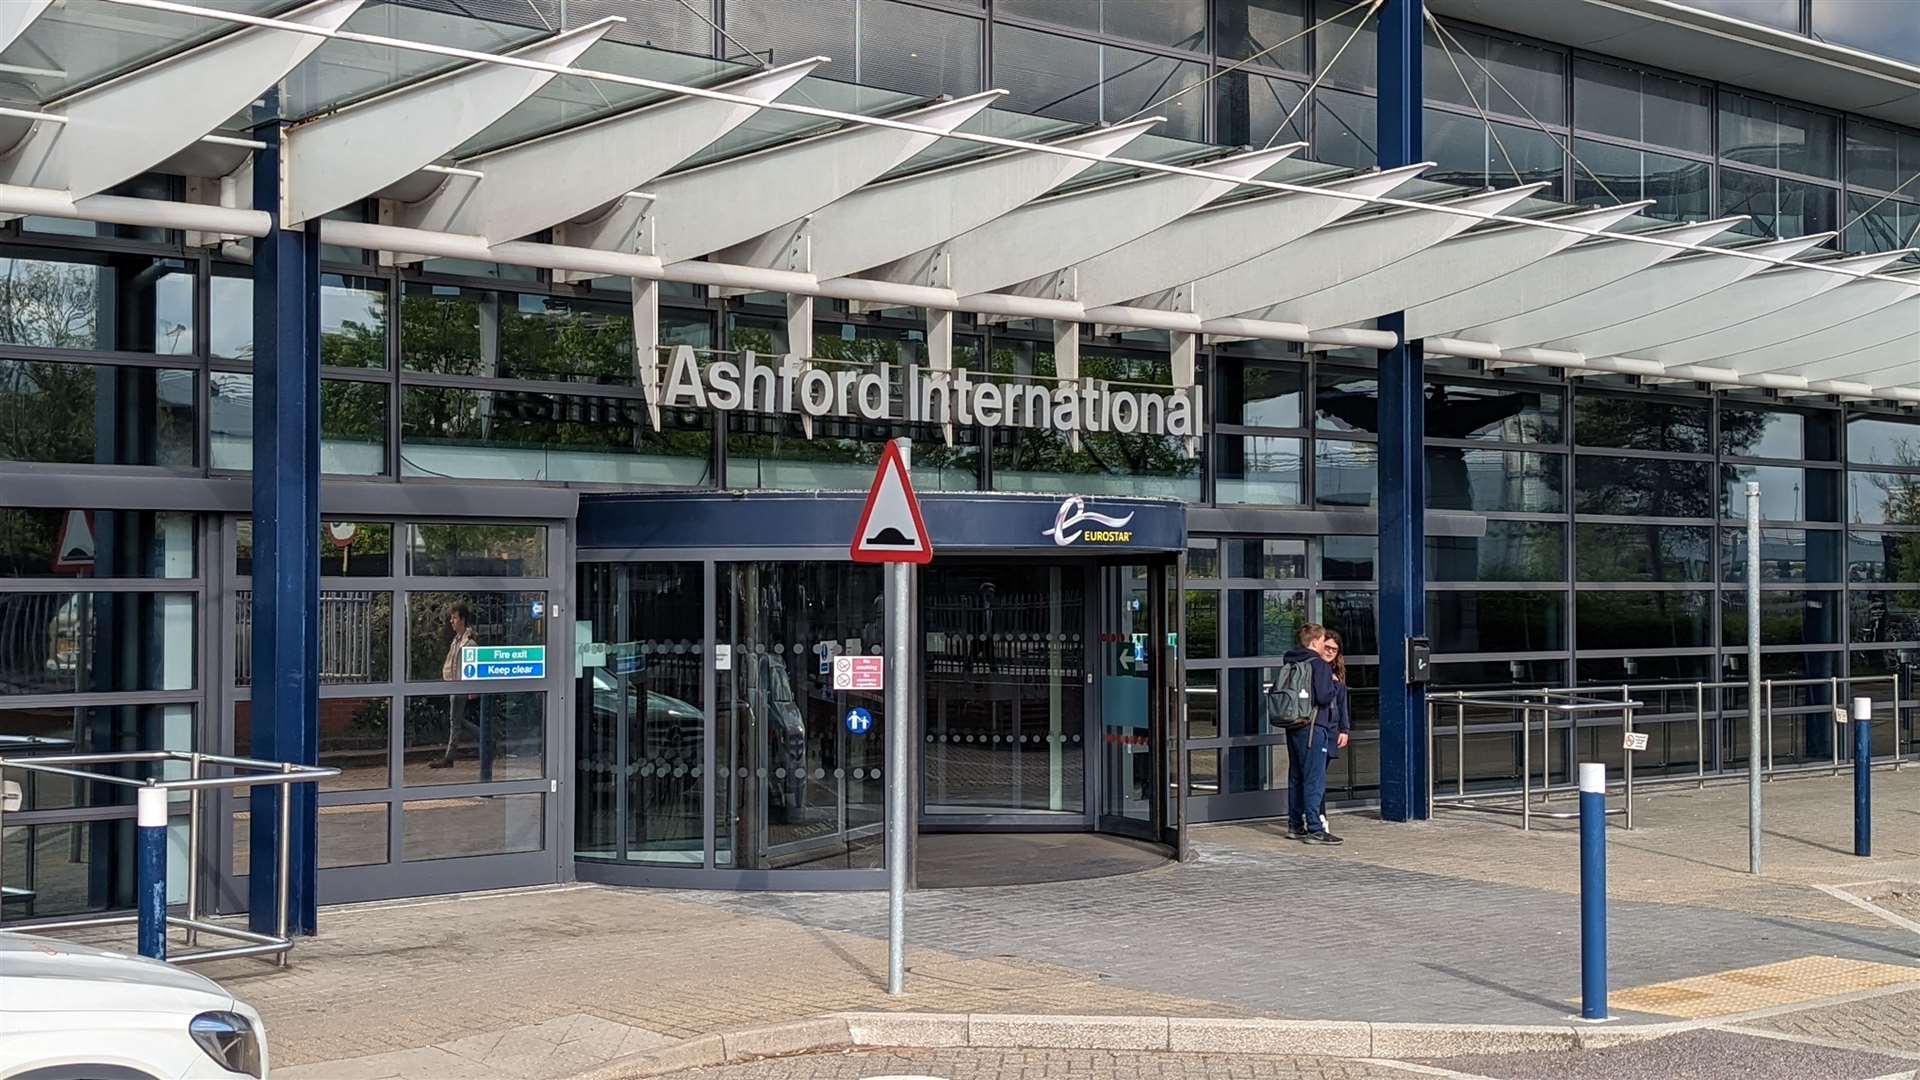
left=51, top=510, right=94, bottom=573
left=850, top=440, right=934, bottom=564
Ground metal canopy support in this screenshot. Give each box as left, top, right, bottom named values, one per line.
left=398, top=58, right=825, bottom=243
left=875, top=143, right=1302, bottom=299
left=1638, top=272, right=1920, bottom=366
left=1190, top=185, right=1546, bottom=322
left=1245, top=202, right=1647, bottom=331
left=1403, top=218, right=1744, bottom=340
left=1059, top=164, right=1431, bottom=311
left=283, top=19, right=615, bottom=225
left=1551, top=249, right=1911, bottom=360
left=1378, top=0, right=1426, bottom=824
left=721, top=117, right=1163, bottom=282
left=248, top=121, right=320, bottom=936
left=1, top=0, right=363, bottom=197
left=635, top=91, right=1004, bottom=266
left=1452, top=234, right=1828, bottom=350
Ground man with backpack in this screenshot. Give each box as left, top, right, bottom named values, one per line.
left=1267, top=622, right=1345, bottom=845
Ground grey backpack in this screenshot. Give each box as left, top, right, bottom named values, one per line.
left=1264, top=660, right=1318, bottom=730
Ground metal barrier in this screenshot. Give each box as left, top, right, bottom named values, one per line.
left=0, top=750, right=337, bottom=966
left=1427, top=690, right=1643, bottom=830
left=1426, top=674, right=1907, bottom=824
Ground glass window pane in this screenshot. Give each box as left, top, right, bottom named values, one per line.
left=1427, top=522, right=1565, bottom=582
left=236, top=697, right=389, bottom=791
left=210, top=374, right=389, bottom=476
left=1188, top=538, right=1220, bottom=579
left=1186, top=668, right=1219, bottom=740
left=1185, top=589, right=1219, bottom=660
left=1576, top=524, right=1713, bottom=582
left=1217, top=0, right=1309, bottom=72
left=1844, top=193, right=1920, bottom=257
left=0, top=360, right=195, bottom=467
left=991, top=23, right=1100, bottom=127
left=1721, top=91, right=1839, bottom=178
left=0, top=703, right=191, bottom=809
left=1428, top=448, right=1564, bottom=513
left=3, top=820, right=148, bottom=918
left=410, top=524, right=547, bottom=576
left=1848, top=530, right=1920, bottom=583
left=1848, top=470, right=1920, bottom=526
left=1321, top=589, right=1378, bottom=656
left=1851, top=590, right=1920, bottom=644
left=1812, top=1, right=1920, bottom=66
left=1680, top=0, right=1799, bottom=29
left=407, top=591, right=548, bottom=683
left=0, top=251, right=193, bottom=355
left=856, top=0, right=984, bottom=98
left=1314, top=86, right=1378, bottom=168
left=235, top=590, right=392, bottom=686
left=1721, top=464, right=1840, bottom=521
left=400, top=284, right=637, bottom=383
left=1721, top=589, right=1841, bottom=645
left=0, top=510, right=195, bottom=579
left=1719, top=168, right=1839, bottom=240
left=1425, top=110, right=1566, bottom=193
left=1188, top=748, right=1220, bottom=795
left=1576, top=590, right=1713, bottom=650
left=1216, top=69, right=1309, bottom=150
left=1217, top=356, right=1305, bottom=428
left=1575, top=456, right=1713, bottom=518
left=1723, top=527, right=1843, bottom=582
left=1429, top=590, right=1566, bottom=653
left=1315, top=439, right=1378, bottom=508
left=1226, top=745, right=1288, bottom=793
left=1572, top=140, right=1712, bottom=223
left=236, top=520, right=394, bottom=578
left=1226, top=588, right=1305, bottom=657
left=1721, top=405, right=1837, bottom=460
left=1574, top=394, right=1710, bottom=451
left=1316, top=370, right=1377, bottom=433
left=400, top=385, right=713, bottom=485
left=1215, top=435, right=1302, bottom=505
left=403, top=791, right=543, bottom=861
left=1322, top=536, right=1376, bottom=581
left=1227, top=538, right=1307, bottom=579
left=1314, top=0, right=1376, bottom=89
left=1001, top=0, right=1206, bottom=49
left=1572, top=58, right=1711, bottom=154
left=994, top=427, right=1191, bottom=500
left=1430, top=381, right=1563, bottom=444
left=402, top=691, right=544, bottom=785
left=0, top=592, right=195, bottom=694
left=213, top=270, right=388, bottom=367
left=1848, top=415, right=1920, bottom=466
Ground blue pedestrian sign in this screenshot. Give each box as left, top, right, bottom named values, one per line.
left=845, top=707, right=873, bottom=735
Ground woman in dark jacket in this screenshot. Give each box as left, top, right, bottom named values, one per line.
left=1319, top=630, right=1352, bottom=832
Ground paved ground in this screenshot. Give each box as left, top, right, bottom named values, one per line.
left=1426, top=1029, right=1918, bottom=1080
left=669, top=1048, right=1425, bottom=1079
left=72, top=769, right=1920, bottom=1078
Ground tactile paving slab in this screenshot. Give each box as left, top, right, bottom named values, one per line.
left=1608, top=956, right=1920, bottom=1019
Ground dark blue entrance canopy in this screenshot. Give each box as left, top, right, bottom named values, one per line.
left=578, top=491, right=1186, bottom=555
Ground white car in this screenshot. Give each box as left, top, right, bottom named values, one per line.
left=0, top=932, right=267, bottom=1079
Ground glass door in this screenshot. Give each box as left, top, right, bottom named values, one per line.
left=921, top=563, right=1088, bottom=821
left=1097, top=563, right=1165, bottom=839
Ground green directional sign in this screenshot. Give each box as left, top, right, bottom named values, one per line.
left=461, top=645, right=546, bottom=680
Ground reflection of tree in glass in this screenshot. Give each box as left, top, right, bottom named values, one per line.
left=986, top=345, right=1198, bottom=485
left=1866, top=437, right=1920, bottom=583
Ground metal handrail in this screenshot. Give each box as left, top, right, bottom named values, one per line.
left=0, top=750, right=337, bottom=967
left=1427, top=692, right=1643, bottom=830
left=1425, top=673, right=1905, bottom=824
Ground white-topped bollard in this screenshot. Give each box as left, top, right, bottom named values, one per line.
left=1579, top=762, right=1608, bottom=1021
left=136, top=785, right=168, bottom=961
left=1854, top=696, right=1872, bottom=858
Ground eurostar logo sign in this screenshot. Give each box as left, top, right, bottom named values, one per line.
left=1042, top=495, right=1136, bottom=546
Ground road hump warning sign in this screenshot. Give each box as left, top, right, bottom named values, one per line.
left=850, top=439, right=933, bottom=564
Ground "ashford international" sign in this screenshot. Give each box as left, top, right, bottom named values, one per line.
left=650, top=347, right=1204, bottom=438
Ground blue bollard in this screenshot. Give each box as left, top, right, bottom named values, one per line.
left=136, top=786, right=168, bottom=961
left=1579, top=762, right=1608, bottom=1021
left=1854, top=696, right=1872, bottom=858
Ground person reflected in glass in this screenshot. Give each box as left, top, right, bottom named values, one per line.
left=432, top=602, right=478, bottom=769
left=1315, top=629, right=1352, bottom=834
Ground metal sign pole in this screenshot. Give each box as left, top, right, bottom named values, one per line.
left=1746, top=481, right=1763, bottom=875
left=886, top=441, right=912, bottom=996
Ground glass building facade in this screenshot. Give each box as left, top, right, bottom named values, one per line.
left=5, top=0, right=1920, bottom=908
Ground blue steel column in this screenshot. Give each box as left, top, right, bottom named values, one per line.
left=1377, top=0, right=1427, bottom=822
left=248, top=119, right=321, bottom=936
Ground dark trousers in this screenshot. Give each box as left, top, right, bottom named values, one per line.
left=1287, top=724, right=1329, bottom=834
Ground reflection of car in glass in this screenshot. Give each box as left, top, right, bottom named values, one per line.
left=587, top=666, right=807, bottom=810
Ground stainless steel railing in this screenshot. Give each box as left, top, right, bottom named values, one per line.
left=0, top=750, right=337, bottom=966
left=1427, top=691, right=1643, bottom=829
